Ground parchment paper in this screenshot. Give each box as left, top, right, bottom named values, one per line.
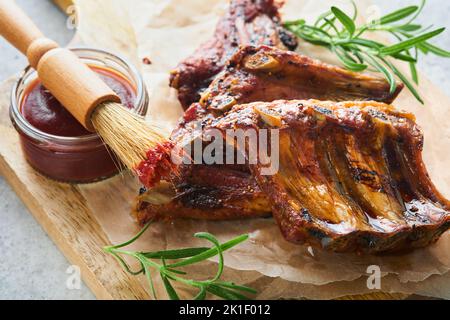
left=72, top=0, right=450, bottom=299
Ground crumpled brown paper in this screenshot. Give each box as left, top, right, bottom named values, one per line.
left=73, top=0, right=450, bottom=299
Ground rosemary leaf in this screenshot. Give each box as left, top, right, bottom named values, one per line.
left=378, top=6, right=418, bottom=25
left=167, top=234, right=248, bottom=268
left=103, top=222, right=254, bottom=300
left=194, top=286, right=207, bottom=300
left=382, top=57, right=424, bottom=104
left=410, top=61, right=419, bottom=84
left=142, top=260, right=158, bottom=300
left=194, top=232, right=224, bottom=282
left=380, top=28, right=445, bottom=56
left=363, top=53, right=397, bottom=94
left=284, top=0, right=450, bottom=104
left=214, top=281, right=259, bottom=294
left=397, top=24, right=422, bottom=32
left=331, top=6, right=355, bottom=35
left=332, top=46, right=368, bottom=71
left=142, top=247, right=210, bottom=259
left=420, top=42, right=450, bottom=57
left=161, top=273, right=180, bottom=300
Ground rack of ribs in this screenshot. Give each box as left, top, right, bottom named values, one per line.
left=135, top=100, right=450, bottom=253
left=169, top=0, right=298, bottom=109
left=135, top=0, right=450, bottom=253
left=138, top=43, right=404, bottom=189
left=209, top=100, right=450, bottom=253
left=134, top=47, right=411, bottom=249
left=137, top=45, right=404, bottom=193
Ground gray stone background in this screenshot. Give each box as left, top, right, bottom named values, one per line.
left=0, top=0, right=449, bottom=299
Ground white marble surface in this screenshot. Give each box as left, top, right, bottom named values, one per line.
left=0, top=0, right=449, bottom=300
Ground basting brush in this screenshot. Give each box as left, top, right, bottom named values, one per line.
left=0, top=0, right=176, bottom=186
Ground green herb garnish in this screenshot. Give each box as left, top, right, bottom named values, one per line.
left=284, top=0, right=450, bottom=104
left=103, top=222, right=256, bottom=300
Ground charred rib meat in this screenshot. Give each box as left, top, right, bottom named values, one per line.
left=136, top=0, right=450, bottom=254
left=136, top=100, right=450, bottom=253
left=201, top=45, right=403, bottom=112
left=136, top=43, right=408, bottom=234
left=169, top=0, right=298, bottom=109
left=134, top=164, right=271, bottom=223
left=207, top=100, right=450, bottom=253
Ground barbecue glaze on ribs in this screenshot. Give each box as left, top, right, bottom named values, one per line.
left=136, top=44, right=407, bottom=225
left=210, top=100, right=450, bottom=253
left=201, top=45, right=403, bottom=112
left=135, top=0, right=450, bottom=253
left=169, top=0, right=298, bottom=109
left=135, top=100, right=450, bottom=253
left=134, top=165, right=271, bottom=222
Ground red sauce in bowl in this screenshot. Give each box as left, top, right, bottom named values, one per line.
left=21, top=67, right=136, bottom=137
left=15, top=66, right=140, bottom=183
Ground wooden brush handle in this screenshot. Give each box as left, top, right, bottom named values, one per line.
left=0, top=0, right=120, bottom=132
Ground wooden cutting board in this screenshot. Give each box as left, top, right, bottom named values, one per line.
left=3, top=0, right=446, bottom=300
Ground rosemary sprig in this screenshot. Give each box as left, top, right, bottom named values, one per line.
left=284, top=0, right=450, bottom=104
left=103, top=222, right=256, bottom=300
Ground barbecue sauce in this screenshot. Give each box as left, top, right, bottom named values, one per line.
left=18, top=66, right=138, bottom=183
left=21, top=67, right=136, bottom=137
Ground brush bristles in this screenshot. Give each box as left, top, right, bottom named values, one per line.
left=92, top=102, right=168, bottom=170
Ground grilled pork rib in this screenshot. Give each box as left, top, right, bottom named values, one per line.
left=134, top=104, right=272, bottom=222
left=137, top=45, right=404, bottom=191
left=134, top=165, right=271, bottom=222
left=135, top=100, right=450, bottom=253
left=208, top=100, right=450, bottom=253
left=201, top=46, right=403, bottom=111
left=169, top=0, right=298, bottom=109
left=136, top=0, right=450, bottom=253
